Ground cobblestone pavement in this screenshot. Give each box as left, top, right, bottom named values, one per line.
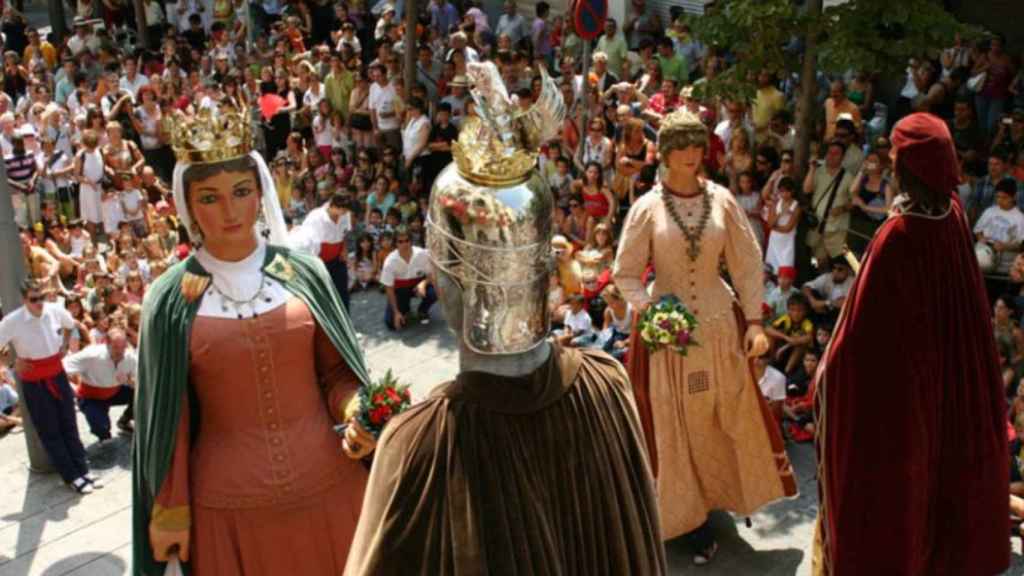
left=1, top=290, right=1021, bottom=575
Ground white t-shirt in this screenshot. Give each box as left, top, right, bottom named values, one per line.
left=975, top=205, right=1024, bottom=245
left=804, top=272, right=854, bottom=306
left=313, top=114, right=334, bottom=148
left=759, top=365, right=787, bottom=402
left=563, top=307, right=593, bottom=334
left=380, top=246, right=431, bottom=287
left=402, top=114, right=430, bottom=162
left=974, top=204, right=1024, bottom=273
left=369, top=82, right=401, bottom=131
left=119, top=74, right=150, bottom=100
left=120, top=188, right=145, bottom=222
left=62, top=344, right=138, bottom=388
left=0, top=303, right=75, bottom=360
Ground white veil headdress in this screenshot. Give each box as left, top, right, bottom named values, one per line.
left=172, top=150, right=289, bottom=246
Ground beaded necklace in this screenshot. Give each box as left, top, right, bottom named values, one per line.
left=210, top=273, right=274, bottom=319
left=661, top=182, right=712, bottom=262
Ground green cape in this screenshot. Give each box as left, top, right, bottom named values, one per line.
left=131, top=245, right=370, bottom=575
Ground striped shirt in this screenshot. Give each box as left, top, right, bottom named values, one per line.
left=5, top=153, right=36, bottom=189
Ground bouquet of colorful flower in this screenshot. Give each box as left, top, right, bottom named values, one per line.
left=638, top=295, right=699, bottom=356
left=353, top=370, right=412, bottom=439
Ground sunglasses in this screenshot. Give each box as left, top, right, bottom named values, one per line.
left=396, top=238, right=411, bottom=244
left=27, top=295, right=43, bottom=303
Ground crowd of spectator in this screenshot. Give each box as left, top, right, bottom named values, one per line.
left=2, top=0, right=1024, bottom=519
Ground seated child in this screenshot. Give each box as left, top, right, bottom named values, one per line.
left=782, top=348, right=821, bottom=442
left=0, top=366, right=22, bottom=433
left=555, top=294, right=594, bottom=347
left=766, top=268, right=798, bottom=320
left=351, top=233, right=377, bottom=292
left=765, top=293, right=815, bottom=374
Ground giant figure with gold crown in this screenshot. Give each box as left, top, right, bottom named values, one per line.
left=132, top=106, right=376, bottom=575
left=343, top=62, right=666, bottom=575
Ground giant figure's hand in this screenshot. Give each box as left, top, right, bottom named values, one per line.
left=342, top=419, right=377, bottom=460
left=150, top=526, right=190, bottom=563
left=745, top=325, right=770, bottom=358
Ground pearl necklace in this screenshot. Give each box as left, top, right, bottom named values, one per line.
left=661, top=182, right=712, bottom=262
left=209, top=272, right=274, bottom=319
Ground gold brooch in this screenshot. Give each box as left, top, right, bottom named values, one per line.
left=180, top=272, right=211, bottom=303
left=264, top=254, right=295, bottom=283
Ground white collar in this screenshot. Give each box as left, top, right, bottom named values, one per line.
left=196, top=240, right=267, bottom=301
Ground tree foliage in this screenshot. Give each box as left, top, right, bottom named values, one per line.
left=691, top=0, right=976, bottom=102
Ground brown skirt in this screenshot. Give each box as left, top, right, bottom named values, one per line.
left=191, top=477, right=366, bottom=575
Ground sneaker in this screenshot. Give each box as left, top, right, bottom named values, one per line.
left=70, top=477, right=93, bottom=495
left=693, top=542, right=718, bottom=566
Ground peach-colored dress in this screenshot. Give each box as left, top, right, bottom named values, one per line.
left=613, top=181, right=789, bottom=540
left=155, top=298, right=367, bottom=574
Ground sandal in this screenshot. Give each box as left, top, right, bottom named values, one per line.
left=693, top=542, right=719, bottom=566
left=70, top=477, right=93, bottom=495
left=84, top=475, right=104, bottom=489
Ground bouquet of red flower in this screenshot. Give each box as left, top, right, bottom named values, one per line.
left=354, top=370, right=412, bottom=439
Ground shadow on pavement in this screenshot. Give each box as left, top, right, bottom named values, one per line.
left=40, top=551, right=127, bottom=575
left=666, top=510, right=804, bottom=575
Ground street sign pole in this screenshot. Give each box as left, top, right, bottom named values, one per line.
left=0, top=154, right=52, bottom=473
left=573, top=0, right=607, bottom=170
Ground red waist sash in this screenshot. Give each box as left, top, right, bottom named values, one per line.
left=393, top=276, right=422, bottom=289
left=76, top=381, right=122, bottom=400
left=18, top=354, right=65, bottom=399
left=320, top=241, right=344, bottom=262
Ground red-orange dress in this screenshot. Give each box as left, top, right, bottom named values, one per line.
left=154, top=298, right=367, bottom=575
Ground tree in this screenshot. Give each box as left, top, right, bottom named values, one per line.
left=692, top=0, right=972, bottom=180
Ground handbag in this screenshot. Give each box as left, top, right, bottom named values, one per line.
left=805, top=166, right=846, bottom=247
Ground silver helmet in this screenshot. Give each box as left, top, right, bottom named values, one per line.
left=426, top=62, right=566, bottom=355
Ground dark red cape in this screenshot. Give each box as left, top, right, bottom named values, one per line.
left=815, top=199, right=1009, bottom=575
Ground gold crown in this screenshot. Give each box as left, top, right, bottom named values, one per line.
left=170, top=107, right=253, bottom=164
left=452, top=117, right=537, bottom=187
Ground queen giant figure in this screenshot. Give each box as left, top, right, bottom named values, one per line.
left=132, top=106, right=374, bottom=575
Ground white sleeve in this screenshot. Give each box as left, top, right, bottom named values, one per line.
left=55, top=305, right=76, bottom=330
left=61, top=347, right=91, bottom=376
left=380, top=256, right=396, bottom=287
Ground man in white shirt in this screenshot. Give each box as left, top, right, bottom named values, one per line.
left=369, top=63, right=402, bottom=155
left=301, top=194, right=353, bottom=309
left=802, top=257, right=855, bottom=320
left=495, top=1, right=526, bottom=47
left=975, top=179, right=1024, bottom=275
left=0, top=279, right=94, bottom=493
left=381, top=226, right=436, bottom=330
left=63, top=328, right=136, bottom=441
left=118, top=58, right=149, bottom=100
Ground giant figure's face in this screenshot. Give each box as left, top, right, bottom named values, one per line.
left=187, top=169, right=261, bottom=250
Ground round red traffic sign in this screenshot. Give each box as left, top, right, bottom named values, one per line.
left=573, top=0, right=607, bottom=41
